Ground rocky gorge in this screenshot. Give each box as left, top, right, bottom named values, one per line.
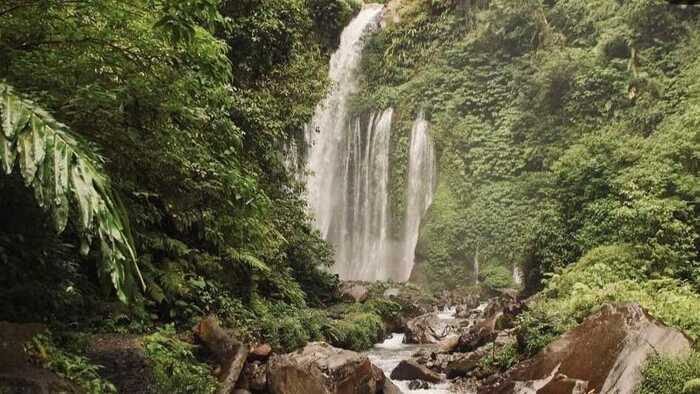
left=222, top=285, right=693, bottom=393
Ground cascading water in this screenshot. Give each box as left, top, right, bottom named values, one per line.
left=306, top=5, right=393, bottom=280
left=306, top=5, right=436, bottom=281
left=513, top=265, right=523, bottom=286
left=474, top=249, right=480, bottom=285
left=330, top=109, right=395, bottom=280
left=399, top=112, right=436, bottom=281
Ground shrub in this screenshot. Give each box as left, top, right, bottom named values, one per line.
left=143, top=325, right=218, bottom=394
left=327, top=312, right=384, bottom=351
left=479, top=343, right=520, bottom=373
left=515, top=309, right=559, bottom=357
left=481, top=264, right=514, bottom=290
left=25, top=333, right=117, bottom=394
left=256, top=301, right=327, bottom=352
left=530, top=244, right=700, bottom=342
left=685, top=379, right=700, bottom=394
left=638, top=352, right=700, bottom=394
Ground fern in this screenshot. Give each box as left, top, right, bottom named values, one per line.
left=226, top=248, right=271, bottom=274
left=0, top=82, right=143, bottom=302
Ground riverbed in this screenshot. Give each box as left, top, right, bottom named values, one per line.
left=364, top=306, right=471, bottom=393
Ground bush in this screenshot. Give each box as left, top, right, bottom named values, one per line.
left=256, top=301, right=327, bottom=352
left=143, top=325, right=218, bottom=394
left=515, top=310, right=559, bottom=357
left=481, top=264, right=514, bottom=290
left=638, top=352, right=700, bottom=394
left=685, top=379, right=700, bottom=394
left=479, top=343, right=520, bottom=373
left=327, top=311, right=385, bottom=351
left=25, top=333, right=116, bottom=394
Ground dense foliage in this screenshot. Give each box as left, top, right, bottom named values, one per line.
left=356, top=0, right=700, bottom=389
left=638, top=352, right=700, bottom=394
left=143, top=325, right=219, bottom=394
left=356, top=0, right=699, bottom=296
left=0, top=0, right=355, bottom=330
left=2, top=0, right=699, bottom=391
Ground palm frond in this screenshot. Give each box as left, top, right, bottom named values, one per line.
left=0, top=82, right=143, bottom=302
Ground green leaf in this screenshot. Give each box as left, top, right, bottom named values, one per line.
left=0, top=82, right=143, bottom=301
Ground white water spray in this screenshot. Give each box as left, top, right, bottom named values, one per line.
left=474, top=248, right=480, bottom=285
left=306, top=6, right=436, bottom=281
left=399, top=112, right=436, bottom=281
left=513, top=265, right=523, bottom=286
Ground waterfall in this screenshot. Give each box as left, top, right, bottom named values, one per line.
left=513, top=265, right=523, bottom=286
left=329, top=109, right=395, bottom=280
left=306, top=5, right=436, bottom=281
left=306, top=5, right=392, bottom=281
left=399, top=112, right=436, bottom=281
left=306, top=5, right=384, bottom=238
left=474, top=249, right=480, bottom=285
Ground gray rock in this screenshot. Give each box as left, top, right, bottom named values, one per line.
left=390, top=359, right=442, bottom=383
left=267, top=342, right=389, bottom=394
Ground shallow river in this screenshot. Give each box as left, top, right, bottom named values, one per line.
left=364, top=307, right=465, bottom=393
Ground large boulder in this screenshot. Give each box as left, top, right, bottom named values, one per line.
left=267, top=342, right=393, bottom=394
left=405, top=313, right=459, bottom=344
left=481, top=303, right=693, bottom=394
left=339, top=283, right=369, bottom=303
left=390, top=359, right=442, bottom=383
left=456, top=297, right=523, bottom=353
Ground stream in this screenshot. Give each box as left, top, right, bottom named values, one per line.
left=364, top=306, right=468, bottom=393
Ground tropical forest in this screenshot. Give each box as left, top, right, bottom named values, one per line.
left=0, top=0, right=699, bottom=393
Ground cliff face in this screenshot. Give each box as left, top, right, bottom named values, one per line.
left=351, top=0, right=700, bottom=293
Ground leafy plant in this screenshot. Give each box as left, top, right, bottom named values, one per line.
left=26, top=333, right=117, bottom=394
left=143, top=325, right=218, bottom=394
left=479, top=343, right=520, bottom=373
left=0, top=83, right=142, bottom=302
left=638, top=352, right=700, bottom=394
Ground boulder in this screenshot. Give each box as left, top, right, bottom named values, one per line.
left=409, top=380, right=430, bottom=390
left=390, top=359, right=442, bottom=383
left=383, top=288, right=401, bottom=298
left=193, top=316, right=249, bottom=394
left=339, top=282, right=369, bottom=303
left=456, top=297, right=523, bottom=353
left=249, top=343, right=272, bottom=361
left=383, top=377, right=403, bottom=394
left=437, top=335, right=460, bottom=353
left=267, top=342, right=390, bottom=394
left=445, top=330, right=516, bottom=379
left=480, top=303, right=693, bottom=394
left=405, top=313, right=457, bottom=344
left=236, top=361, right=267, bottom=392
left=86, top=334, right=157, bottom=393
left=446, top=350, right=485, bottom=379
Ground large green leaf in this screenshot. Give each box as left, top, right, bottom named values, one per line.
left=0, top=82, right=143, bottom=302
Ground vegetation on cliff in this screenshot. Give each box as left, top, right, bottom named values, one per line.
left=1, top=0, right=699, bottom=392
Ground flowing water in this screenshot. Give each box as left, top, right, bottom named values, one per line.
left=365, top=307, right=457, bottom=394
left=306, top=4, right=385, bottom=242
left=306, top=5, right=436, bottom=281
left=473, top=249, right=480, bottom=285
left=512, top=265, right=523, bottom=286
left=399, top=112, right=437, bottom=281
left=329, top=109, right=396, bottom=280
